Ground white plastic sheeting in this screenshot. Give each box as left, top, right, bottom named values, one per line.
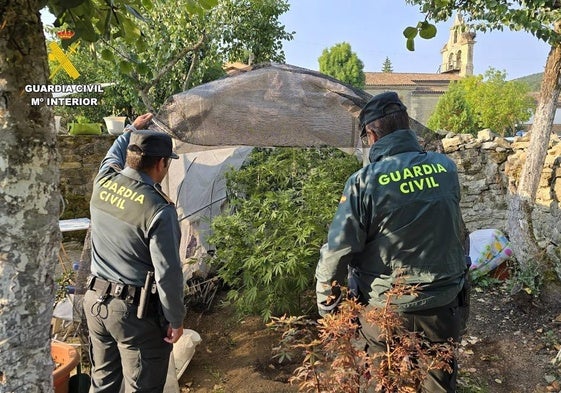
left=162, top=144, right=253, bottom=279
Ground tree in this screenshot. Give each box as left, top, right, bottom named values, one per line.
left=404, top=1, right=561, bottom=276
left=466, top=68, right=534, bottom=136
left=318, top=42, right=365, bottom=88
left=0, top=0, right=218, bottom=390
left=1, top=3, right=59, bottom=390
left=428, top=68, right=534, bottom=136
left=48, top=0, right=294, bottom=118
left=48, top=0, right=293, bottom=114
left=382, top=56, right=394, bottom=73
left=427, top=82, right=477, bottom=134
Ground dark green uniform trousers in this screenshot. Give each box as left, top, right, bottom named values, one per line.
left=359, top=295, right=464, bottom=393
left=84, top=290, right=172, bottom=393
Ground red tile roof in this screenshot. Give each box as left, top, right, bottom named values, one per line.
left=365, top=72, right=461, bottom=86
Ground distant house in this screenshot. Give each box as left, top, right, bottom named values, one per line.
left=364, top=14, right=476, bottom=125
left=363, top=72, right=461, bottom=125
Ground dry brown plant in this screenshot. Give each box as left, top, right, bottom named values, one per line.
left=269, top=280, right=456, bottom=393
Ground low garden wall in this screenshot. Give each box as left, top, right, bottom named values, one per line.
left=443, top=130, right=561, bottom=262
left=58, top=135, right=114, bottom=240
left=58, top=131, right=561, bottom=260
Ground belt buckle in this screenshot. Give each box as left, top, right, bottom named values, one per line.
left=113, top=283, right=125, bottom=297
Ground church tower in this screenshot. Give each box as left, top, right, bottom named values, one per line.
left=440, top=14, right=476, bottom=76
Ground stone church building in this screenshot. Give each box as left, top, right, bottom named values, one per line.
left=364, top=14, right=476, bottom=124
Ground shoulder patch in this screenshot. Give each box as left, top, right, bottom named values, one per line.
left=108, top=163, right=123, bottom=173
left=154, top=185, right=175, bottom=206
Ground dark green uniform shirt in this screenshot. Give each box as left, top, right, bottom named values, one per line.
left=316, top=129, right=466, bottom=312
left=90, top=132, right=185, bottom=328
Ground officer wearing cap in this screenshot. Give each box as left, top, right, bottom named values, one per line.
left=84, top=113, right=186, bottom=392
left=315, top=92, right=470, bottom=392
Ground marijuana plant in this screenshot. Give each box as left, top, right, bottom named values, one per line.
left=207, top=147, right=361, bottom=319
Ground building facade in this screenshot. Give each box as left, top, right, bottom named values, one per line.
left=364, top=15, right=475, bottom=125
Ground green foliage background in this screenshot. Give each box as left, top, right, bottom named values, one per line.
left=318, top=42, right=365, bottom=88
left=427, top=82, right=477, bottom=135
left=427, top=68, right=534, bottom=136
left=514, top=72, right=542, bottom=92
left=207, top=147, right=361, bottom=320
left=47, top=0, right=293, bottom=124
left=405, top=0, right=561, bottom=46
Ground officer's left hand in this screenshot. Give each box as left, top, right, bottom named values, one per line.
left=317, top=281, right=343, bottom=316
left=164, top=325, right=184, bottom=344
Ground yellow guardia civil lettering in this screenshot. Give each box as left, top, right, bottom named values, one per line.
left=378, top=163, right=447, bottom=194
left=97, top=177, right=145, bottom=209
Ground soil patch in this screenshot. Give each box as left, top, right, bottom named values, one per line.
left=179, top=297, right=297, bottom=393
left=59, top=242, right=561, bottom=392
left=457, top=283, right=561, bottom=392
left=179, top=282, right=561, bottom=393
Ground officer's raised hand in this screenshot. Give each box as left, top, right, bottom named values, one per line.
left=135, top=113, right=153, bottom=128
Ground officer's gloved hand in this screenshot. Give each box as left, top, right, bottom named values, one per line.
left=317, top=281, right=342, bottom=317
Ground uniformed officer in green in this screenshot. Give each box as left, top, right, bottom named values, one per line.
left=315, top=92, right=469, bottom=392
left=84, top=113, right=186, bottom=392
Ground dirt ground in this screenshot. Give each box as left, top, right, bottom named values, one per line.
left=59, top=242, right=561, bottom=392
left=179, top=281, right=561, bottom=393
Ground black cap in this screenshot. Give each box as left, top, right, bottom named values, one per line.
left=359, top=92, right=407, bottom=136
left=128, top=130, right=179, bottom=159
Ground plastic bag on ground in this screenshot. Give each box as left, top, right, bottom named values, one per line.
left=469, top=229, right=513, bottom=280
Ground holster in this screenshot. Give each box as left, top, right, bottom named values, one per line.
left=137, top=271, right=156, bottom=319
left=458, top=256, right=472, bottom=336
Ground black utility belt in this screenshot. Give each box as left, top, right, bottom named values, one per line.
left=87, top=275, right=142, bottom=305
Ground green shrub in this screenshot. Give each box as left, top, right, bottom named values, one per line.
left=207, top=147, right=361, bottom=320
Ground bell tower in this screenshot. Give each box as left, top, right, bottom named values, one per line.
left=440, top=14, right=475, bottom=76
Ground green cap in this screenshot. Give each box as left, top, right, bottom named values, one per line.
left=128, top=130, right=179, bottom=159
left=359, top=92, right=407, bottom=137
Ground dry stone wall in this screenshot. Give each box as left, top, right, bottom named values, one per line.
left=58, top=135, right=114, bottom=222
left=442, top=129, right=561, bottom=258
left=58, top=132, right=561, bottom=257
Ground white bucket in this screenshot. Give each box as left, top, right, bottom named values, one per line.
left=103, top=116, right=127, bottom=135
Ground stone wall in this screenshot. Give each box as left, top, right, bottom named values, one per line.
left=58, top=135, right=115, bottom=221
left=442, top=130, right=561, bottom=256
left=58, top=131, right=561, bottom=257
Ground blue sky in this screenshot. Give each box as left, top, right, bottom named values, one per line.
left=42, top=1, right=550, bottom=80
left=279, top=0, right=550, bottom=80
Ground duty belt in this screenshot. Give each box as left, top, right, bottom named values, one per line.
left=87, top=275, right=141, bottom=305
